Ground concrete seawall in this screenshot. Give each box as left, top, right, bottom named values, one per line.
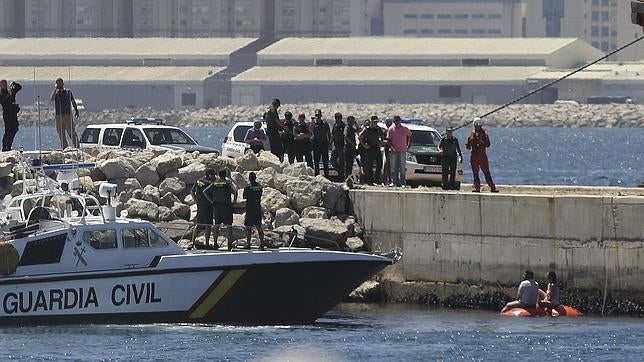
left=350, top=187, right=644, bottom=293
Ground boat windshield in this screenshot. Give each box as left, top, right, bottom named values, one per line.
left=410, top=130, right=441, bottom=146
left=144, top=128, right=196, bottom=145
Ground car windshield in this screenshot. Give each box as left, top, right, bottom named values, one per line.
left=144, top=128, right=196, bottom=145
left=410, top=130, right=441, bottom=146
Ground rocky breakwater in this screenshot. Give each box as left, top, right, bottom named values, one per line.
left=0, top=149, right=365, bottom=251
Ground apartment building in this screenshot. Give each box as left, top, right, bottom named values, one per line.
left=526, top=0, right=643, bottom=61
left=383, top=0, right=524, bottom=38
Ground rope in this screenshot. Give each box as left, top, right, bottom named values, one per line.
left=451, top=35, right=644, bottom=132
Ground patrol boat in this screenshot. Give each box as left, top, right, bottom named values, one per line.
left=0, top=160, right=398, bottom=326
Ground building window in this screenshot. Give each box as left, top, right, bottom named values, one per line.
left=610, top=43, right=617, bottom=50
left=437, top=14, right=452, bottom=19
left=488, top=14, right=502, bottom=19
left=420, top=14, right=434, bottom=19
left=182, top=93, right=197, bottom=106
left=316, top=59, right=343, bottom=65
left=403, top=29, right=419, bottom=34
left=454, top=29, right=468, bottom=34
left=437, top=29, right=452, bottom=34
left=403, top=14, right=418, bottom=19
left=471, top=29, right=486, bottom=34
left=591, top=41, right=599, bottom=48
left=439, top=86, right=462, bottom=98
left=471, top=14, right=486, bottom=19
left=601, top=11, right=609, bottom=21
left=592, top=0, right=600, bottom=5
left=462, top=59, right=490, bottom=66
left=420, top=29, right=434, bottom=34
left=487, top=29, right=502, bottom=34
left=592, top=11, right=599, bottom=21
left=601, top=0, right=609, bottom=5
left=601, top=41, right=609, bottom=51
left=601, top=26, right=609, bottom=36
left=454, top=14, right=468, bottom=19
left=591, top=26, right=599, bottom=36
left=611, top=30, right=617, bottom=36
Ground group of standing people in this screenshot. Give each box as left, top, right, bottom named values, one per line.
left=0, top=77, right=80, bottom=152
left=190, top=169, right=267, bottom=251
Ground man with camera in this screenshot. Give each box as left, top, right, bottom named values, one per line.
left=0, top=79, right=22, bottom=152
left=50, top=78, right=80, bottom=149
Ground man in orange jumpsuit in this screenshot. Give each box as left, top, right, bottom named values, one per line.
left=466, top=118, right=499, bottom=193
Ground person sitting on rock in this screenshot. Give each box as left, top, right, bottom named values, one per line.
left=243, top=172, right=265, bottom=250
left=244, top=120, right=267, bottom=154
left=212, top=169, right=237, bottom=251
left=501, top=270, right=540, bottom=313
left=190, top=169, right=216, bottom=249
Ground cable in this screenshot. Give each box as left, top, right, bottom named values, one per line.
left=451, top=35, right=644, bottom=132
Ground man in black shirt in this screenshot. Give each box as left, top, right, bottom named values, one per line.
left=0, top=80, right=21, bottom=152
left=344, top=116, right=358, bottom=179
left=311, top=109, right=331, bottom=177
left=212, top=170, right=237, bottom=251
left=282, top=111, right=296, bottom=163
left=438, top=127, right=463, bottom=190
left=330, top=112, right=346, bottom=180
left=293, top=113, right=313, bottom=168
left=263, top=98, right=287, bottom=162
left=50, top=78, right=80, bottom=149
left=359, top=116, right=383, bottom=185
left=190, top=169, right=216, bottom=249
left=243, top=172, right=266, bottom=250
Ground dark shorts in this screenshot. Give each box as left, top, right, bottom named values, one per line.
left=214, top=203, right=233, bottom=225
left=195, top=204, right=213, bottom=225
left=244, top=209, right=262, bottom=227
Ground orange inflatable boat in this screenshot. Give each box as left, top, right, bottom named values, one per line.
left=502, top=305, right=583, bottom=317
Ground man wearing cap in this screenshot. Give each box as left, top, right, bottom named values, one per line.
left=438, top=127, right=463, bottom=190
left=263, top=98, right=287, bottom=162
left=386, top=116, right=412, bottom=187
left=466, top=118, right=498, bottom=193
left=330, top=112, right=346, bottom=180
left=244, top=120, right=267, bottom=154
left=311, top=109, right=331, bottom=177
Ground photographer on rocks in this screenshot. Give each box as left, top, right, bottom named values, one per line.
left=0, top=80, right=21, bottom=151
left=50, top=78, right=80, bottom=149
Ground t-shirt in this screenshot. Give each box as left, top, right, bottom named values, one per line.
left=243, top=183, right=263, bottom=215
left=362, top=127, right=382, bottom=147
left=518, top=280, right=540, bottom=307
left=312, top=120, right=330, bottom=144
left=344, top=124, right=357, bottom=149
left=245, top=128, right=267, bottom=142
left=211, top=179, right=234, bottom=205
left=332, top=121, right=345, bottom=147
left=387, top=124, right=412, bottom=152
left=53, top=89, right=74, bottom=115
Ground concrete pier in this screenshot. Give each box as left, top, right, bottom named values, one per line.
left=350, top=186, right=644, bottom=293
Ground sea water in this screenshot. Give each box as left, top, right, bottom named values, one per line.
left=12, top=126, right=644, bottom=187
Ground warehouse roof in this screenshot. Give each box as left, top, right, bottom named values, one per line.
left=258, top=37, right=603, bottom=67
left=0, top=38, right=255, bottom=61
left=530, top=63, right=644, bottom=82
left=232, top=66, right=546, bottom=85
left=0, top=66, right=223, bottom=83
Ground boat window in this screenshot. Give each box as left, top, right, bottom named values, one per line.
left=103, top=128, right=123, bottom=146
left=148, top=228, right=169, bottom=247
left=18, top=233, right=67, bottom=266
left=80, top=128, right=100, bottom=144
left=84, top=229, right=117, bottom=250
left=123, top=228, right=150, bottom=248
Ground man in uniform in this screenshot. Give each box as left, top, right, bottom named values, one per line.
left=263, top=98, right=287, bottom=161
left=311, top=109, right=331, bottom=177
left=212, top=170, right=237, bottom=250
left=330, top=112, right=346, bottom=180
left=282, top=111, right=296, bottom=163
left=344, top=116, right=358, bottom=179
left=438, top=127, right=463, bottom=190
left=466, top=117, right=498, bottom=193
left=190, top=169, right=216, bottom=249
left=243, top=172, right=266, bottom=250
left=359, top=116, right=383, bottom=185
left=0, top=80, right=21, bottom=152
left=293, top=113, right=313, bottom=167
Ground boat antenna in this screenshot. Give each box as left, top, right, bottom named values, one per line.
left=449, top=35, right=644, bottom=132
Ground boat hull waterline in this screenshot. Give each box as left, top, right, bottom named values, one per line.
left=0, top=258, right=390, bottom=326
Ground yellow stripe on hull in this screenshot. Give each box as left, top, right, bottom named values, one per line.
left=189, top=269, right=246, bottom=319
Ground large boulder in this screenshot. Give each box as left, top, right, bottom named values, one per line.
left=236, top=151, right=261, bottom=171
left=142, top=185, right=160, bottom=205
left=123, top=178, right=142, bottom=193
left=273, top=224, right=306, bottom=245
left=322, top=183, right=350, bottom=215
left=151, top=153, right=183, bottom=177
left=160, top=192, right=181, bottom=208
left=300, top=206, right=329, bottom=219
left=172, top=202, right=191, bottom=220
left=256, top=168, right=276, bottom=188
left=273, top=174, right=295, bottom=194
left=0, top=176, right=12, bottom=197
left=183, top=193, right=195, bottom=206
left=230, top=171, right=249, bottom=190
left=158, top=219, right=193, bottom=241
left=345, top=237, right=365, bottom=252
left=78, top=176, right=96, bottom=194
left=285, top=179, right=323, bottom=213
left=100, top=157, right=135, bottom=180
left=90, top=167, right=106, bottom=182
left=274, top=208, right=300, bottom=228
left=177, top=161, right=206, bottom=185
left=283, top=162, right=313, bottom=177
left=198, top=153, right=235, bottom=173
left=299, top=217, right=350, bottom=248
left=158, top=206, right=177, bottom=222
left=261, top=187, right=288, bottom=213
left=257, top=151, right=282, bottom=172
left=125, top=198, right=159, bottom=221
left=159, top=177, right=186, bottom=195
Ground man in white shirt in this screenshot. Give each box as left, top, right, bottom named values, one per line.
left=501, top=270, right=540, bottom=312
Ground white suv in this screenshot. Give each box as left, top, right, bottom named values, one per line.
left=79, top=117, right=219, bottom=154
